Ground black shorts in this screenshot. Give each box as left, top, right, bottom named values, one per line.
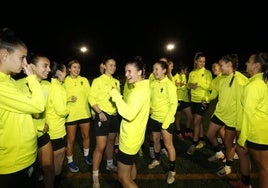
left=210, top=115, right=225, bottom=127
left=65, top=118, right=91, bottom=126
left=177, top=101, right=191, bottom=111
left=191, top=102, right=209, bottom=116
left=94, top=112, right=120, bottom=136
left=148, top=117, right=174, bottom=134
left=0, top=161, right=37, bottom=188
left=246, top=140, right=268, bottom=150
left=37, top=132, right=50, bottom=149
left=51, top=136, right=66, bottom=151
left=225, top=125, right=236, bottom=131
left=117, top=149, right=137, bottom=165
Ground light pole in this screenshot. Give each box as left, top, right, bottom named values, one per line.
left=64, top=45, right=89, bottom=64
left=166, top=43, right=175, bottom=58
left=78, top=46, right=89, bottom=66
left=80, top=46, right=88, bottom=53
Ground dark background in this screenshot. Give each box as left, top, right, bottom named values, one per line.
left=2, top=2, right=267, bottom=78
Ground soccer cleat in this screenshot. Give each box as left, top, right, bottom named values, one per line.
left=84, top=155, right=92, bottom=165
left=216, top=165, right=231, bottom=177
left=208, top=151, right=225, bottom=162
left=223, top=152, right=239, bottom=163
left=68, top=161, right=79, bottom=173
left=92, top=175, right=99, bottom=187
left=187, top=145, right=196, bottom=155
left=106, top=164, right=118, bottom=172
left=229, top=180, right=252, bottom=188
left=148, top=159, right=160, bottom=169
left=195, top=140, right=206, bottom=149
left=177, top=133, right=184, bottom=141
left=234, top=152, right=239, bottom=159
left=167, top=171, right=176, bottom=184
left=92, top=183, right=100, bottom=188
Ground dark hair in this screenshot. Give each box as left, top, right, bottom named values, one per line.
left=66, top=59, right=81, bottom=75
left=154, top=59, right=168, bottom=71
left=194, top=52, right=205, bottom=62
left=156, top=60, right=173, bottom=81
left=67, top=59, right=80, bottom=68
left=193, top=52, right=206, bottom=69
left=48, top=61, right=65, bottom=80
left=102, top=55, right=115, bottom=65
left=27, top=52, right=48, bottom=65
left=220, top=53, right=239, bottom=87
left=0, top=27, right=27, bottom=53
left=255, top=52, right=268, bottom=82
left=220, top=53, right=239, bottom=70
left=126, top=56, right=146, bottom=78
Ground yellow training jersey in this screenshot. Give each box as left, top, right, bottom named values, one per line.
left=64, top=75, right=92, bottom=122
left=188, top=67, right=212, bottom=103
left=238, top=73, right=268, bottom=146
left=0, top=73, right=45, bottom=174
left=17, top=78, right=51, bottom=137
left=213, top=71, right=248, bottom=128
left=46, top=78, right=69, bottom=139
left=89, top=74, right=120, bottom=115
left=109, top=79, right=150, bottom=155
left=173, top=73, right=190, bottom=102
left=150, top=76, right=178, bottom=129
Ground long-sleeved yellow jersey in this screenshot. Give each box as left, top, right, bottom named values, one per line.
left=188, top=67, right=212, bottom=103
left=109, top=79, right=150, bottom=155
left=150, top=76, right=178, bottom=129
left=16, top=78, right=51, bottom=137
left=238, top=73, right=268, bottom=146
left=0, top=73, right=45, bottom=174
left=46, top=78, right=69, bottom=139
left=89, top=74, right=120, bottom=115
left=64, top=75, right=92, bottom=122
left=213, top=71, right=248, bottom=128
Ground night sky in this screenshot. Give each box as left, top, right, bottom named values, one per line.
left=2, top=3, right=267, bottom=78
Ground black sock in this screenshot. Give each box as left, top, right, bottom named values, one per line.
left=225, top=160, right=233, bottom=167
left=192, top=141, right=198, bottom=146
left=54, top=174, right=62, bottom=188
left=149, top=140, right=154, bottom=147
left=241, top=175, right=250, bottom=186
left=154, top=152, right=160, bottom=161
left=169, top=160, right=175, bottom=171
left=213, top=145, right=222, bottom=152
